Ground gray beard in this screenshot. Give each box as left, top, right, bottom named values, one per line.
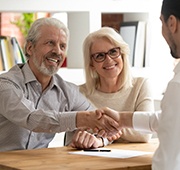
left=32, top=57, right=58, bottom=76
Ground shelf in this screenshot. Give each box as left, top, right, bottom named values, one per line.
left=0, top=0, right=161, bottom=13
left=0, top=0, right=163, bottom=69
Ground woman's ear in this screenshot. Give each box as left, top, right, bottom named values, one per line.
left=90, top=63, right=96, bottom=71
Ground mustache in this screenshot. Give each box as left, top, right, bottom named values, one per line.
left=45, top=51, right=63, bottom=62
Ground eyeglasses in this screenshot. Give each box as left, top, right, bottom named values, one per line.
left=91, top=47, right=121, bottom=63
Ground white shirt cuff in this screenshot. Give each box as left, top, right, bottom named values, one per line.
left=133, top=111, right=152, bottom=133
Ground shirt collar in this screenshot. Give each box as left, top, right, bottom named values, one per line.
left=22, top=63, right=37, bottom=84
left=173, top=61, right=180, bottom=75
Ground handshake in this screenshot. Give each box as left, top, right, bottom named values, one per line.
left=76, top=107, right=133, bottom=138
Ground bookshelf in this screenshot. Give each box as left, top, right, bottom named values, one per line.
left=0, top=0, right=172, bottom=96
left=0, top=0, right=164, bottom=68
left=0, top=36, right=25, bottom=71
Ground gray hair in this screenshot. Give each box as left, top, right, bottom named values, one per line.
left=24, top=17, right=70, bottom=58
left=83, top=26, right=132, bottom=95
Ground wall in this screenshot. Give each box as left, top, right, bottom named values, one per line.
left=102, top=13, right=123, bottom=31
left=0, top=13, right=24, bottom=46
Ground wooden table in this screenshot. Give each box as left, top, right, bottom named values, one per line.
left=0, top=138, right=158, bottom=170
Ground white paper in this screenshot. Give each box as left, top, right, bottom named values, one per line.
left=69, top=148, right=153, bottom=159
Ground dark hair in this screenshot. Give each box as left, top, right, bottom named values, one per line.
left=161, top=0, right=180, bottom=21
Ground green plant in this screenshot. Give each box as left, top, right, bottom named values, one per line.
left=11, top=13, right=35, bottom=37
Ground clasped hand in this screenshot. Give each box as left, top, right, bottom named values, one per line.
left=87, top=107, right=121, bottom=138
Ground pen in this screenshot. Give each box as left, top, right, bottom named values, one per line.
left=83, top=149, right=111, bottom=152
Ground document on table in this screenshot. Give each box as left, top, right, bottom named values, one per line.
left=69, top=148, right=153, bottom=159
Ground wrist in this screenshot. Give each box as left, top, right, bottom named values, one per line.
left=99, top=137, right=104, bottom=147
left=76, top=111, right=88, bottom=128
left=120, top=112, right=133, bottom=128
left=94, top=134, right=104, bottom=147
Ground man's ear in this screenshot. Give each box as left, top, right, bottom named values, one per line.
left=168, top=15, right=178, bottom=33
left=26, top=41, right=33, bottom=56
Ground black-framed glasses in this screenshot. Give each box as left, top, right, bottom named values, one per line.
left=91, top=47, right=121, bottom=63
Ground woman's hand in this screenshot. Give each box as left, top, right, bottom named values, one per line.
left=107, top=130, right=122, bottom=142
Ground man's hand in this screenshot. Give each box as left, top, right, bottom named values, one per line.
left=101, top=107, right=134, bottom=129
left=76, top=109, right=119, bottom=137
left=94, top=107, right=133, bottom=136
left=98, top=107, right=120, bottom=122
left=93, top=107, right=121, bottom=136
left=70, top=129, right=103, bottom=149
left=76, top=107, right=133, bottom=138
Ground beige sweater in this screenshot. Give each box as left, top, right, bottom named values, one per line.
left=79, top=77, right=154, bottom=143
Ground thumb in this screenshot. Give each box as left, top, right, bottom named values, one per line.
left=95, top=109, right=104, bottom=120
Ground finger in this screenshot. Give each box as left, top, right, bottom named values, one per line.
left=70, top=142, right=76, bottom=148
left=77, top=131, right=89, bottom=148
left=93, top=127, right=99, bottom=134
left=107, top=130, right=122, bottom=141
left=81, top=133, right=92, bottom=148
left=84, top=134, right=95, bottom=148
left=73, top=130, right=82, bottom=143
left=71, top=132, right=82, bottom=148
left=109, top=135, right=119, bottom=141
left=97, top=129, right=106, bottom=137
left=101, top=115, right=119, bottom=133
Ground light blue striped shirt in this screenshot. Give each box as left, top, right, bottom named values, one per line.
left=0, top=63, right=93, bottom=151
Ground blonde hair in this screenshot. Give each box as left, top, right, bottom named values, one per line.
left=83, top=27, right=133, bottom=95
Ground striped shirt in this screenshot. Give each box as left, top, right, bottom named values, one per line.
left=0, top=63, right=93, bottom=151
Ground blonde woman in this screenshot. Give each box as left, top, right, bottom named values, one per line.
left=65, top=27, right=154, bottom=149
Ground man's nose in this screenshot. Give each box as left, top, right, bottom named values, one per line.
left=53, top=45, right=62, bottom=54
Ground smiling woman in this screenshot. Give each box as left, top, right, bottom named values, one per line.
left=64, top=26, right=154, bottom=149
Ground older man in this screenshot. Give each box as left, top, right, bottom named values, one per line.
left=0, top=17, right=119, bottom=152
